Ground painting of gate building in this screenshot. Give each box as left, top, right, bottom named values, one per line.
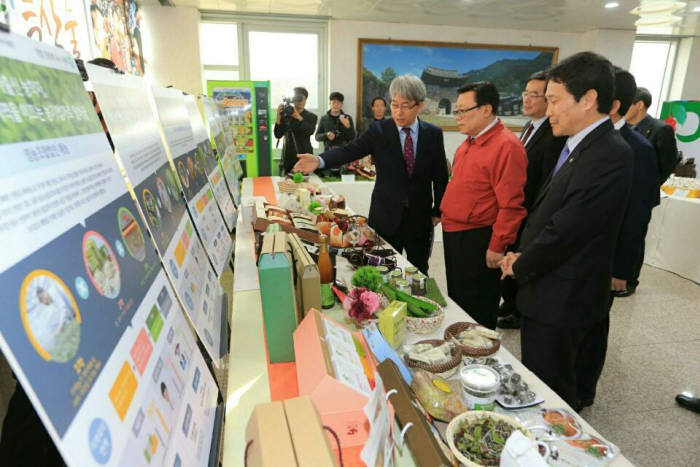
left=359, top=39, right=558, bottom=130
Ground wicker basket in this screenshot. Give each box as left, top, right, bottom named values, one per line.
left=446, top=411, right=535, bottom=466
left=403, top=339, right=461, bottom=378
left=444, top=322, right=500, bottom=357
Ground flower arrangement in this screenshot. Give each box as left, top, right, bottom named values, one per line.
left=343, top=287, right=381, bottom=324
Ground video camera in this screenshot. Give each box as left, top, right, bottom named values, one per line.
left=281, top=93, right=303, bottom=117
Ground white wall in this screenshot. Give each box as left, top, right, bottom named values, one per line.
left=680, top=37, right=700, bottom=100
left=328, top=20, right=635, bottom=154
left=141, top=6, right=202, bottom=95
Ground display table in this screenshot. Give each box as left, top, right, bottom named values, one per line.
left=645, top=194, right=700, bottom=283
left=221, top=176, right=633, bottom=466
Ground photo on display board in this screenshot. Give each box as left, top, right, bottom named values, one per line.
left=118, top=207, right=147, bottom=261
left=88, top=0, right=145, bottom=75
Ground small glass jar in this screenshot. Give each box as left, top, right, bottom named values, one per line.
left=404, top=266, right=418, bottom=280
left=389, top=269, right=403, bottom=287
left=411, top=273, right=427, bottom=296
left=376, top=266, right=389, bottom=283
left=460, top=364, right=501, bottom=411
left=395, top=279, right=411, bottom=294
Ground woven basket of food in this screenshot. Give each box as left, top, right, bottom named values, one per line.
left=444, top=322, right=500, bottom=357
left=403, top=339, right=461, bottom=378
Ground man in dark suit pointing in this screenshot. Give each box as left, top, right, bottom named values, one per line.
left=294, top=75, right=448, bottom=273
left=498, top=71, right=566, bottom=329
left=500, top=52, right=634, bottom=410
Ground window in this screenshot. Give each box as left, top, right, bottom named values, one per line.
left=199, top=22, right=240, bottom=93
left=248, top=31, right=320, bottom=109
left=629, top=38, right=678, bottom=117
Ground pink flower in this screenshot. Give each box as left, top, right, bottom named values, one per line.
left=343, top=288, right=381, bottom=323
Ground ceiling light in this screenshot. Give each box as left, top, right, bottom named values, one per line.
left=605, top=2, right=620, bottom=8
left=634, top=14, right=684, bottom=26
left=630, top=2, right=687, bottom=16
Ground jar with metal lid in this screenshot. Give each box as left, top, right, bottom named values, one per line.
left=389, top=269, right=403, bottom=287
left=404, top=266, right=418, bottom=280
left=459, top=364, right=501, bottom=411
left=395, top=279, right=411, bottom=294
left=411, top=273, right=427, bottom=296
left=376, top=265, right=390, bottom=283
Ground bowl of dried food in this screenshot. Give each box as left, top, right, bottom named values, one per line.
left=446, top=411, right=534, bottom=466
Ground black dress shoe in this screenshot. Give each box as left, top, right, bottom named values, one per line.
left=497, top=314, right=521, bottom=329
left=676, top=394, right=700, bottom=413
left=613, top=287, right=636, bottom=297
left=498, top=302, right=514, bottom=317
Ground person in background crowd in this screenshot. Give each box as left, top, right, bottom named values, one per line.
left=358, top=96, right=388, bottom=133
left=274, top=86, right=317, bottom=175
left=621, top=86, right=680, bottom=296
left=500, top=52, right=633, bottom=411
left=441, top=81, right=527, bottom=330
left=315, top=91, right=356, bottom=152
left=498, top=71, right=567, bottom=330
left=294, top=75, right=448, bottom=274
left=609, top=69, right=658, bottom=308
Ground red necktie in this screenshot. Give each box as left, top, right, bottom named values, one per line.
left=402, top=127, right=415, bottom=176
left=521, top=122, right=534, bottom=144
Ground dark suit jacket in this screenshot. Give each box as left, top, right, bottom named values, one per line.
left=514, top=120, right=634, bottom=328
left=521, top=118, right=567, bottom=211
left=321, top=118, right=448, bottom=237
left=613, top=124, right=658, bottom=279
left=635, top=114, right=678, bottom=204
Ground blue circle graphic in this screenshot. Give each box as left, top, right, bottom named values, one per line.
left=88, top=418, right=112, bottom=464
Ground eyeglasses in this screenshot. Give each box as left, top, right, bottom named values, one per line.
left=452, top=105, right=481, bottom=117
left=390, top=102, right=418, bottom=112
left=521, top=92, right=545, bottom=99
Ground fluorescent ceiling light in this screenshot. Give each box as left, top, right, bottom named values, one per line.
left=605, top=2, right=620, bottom=8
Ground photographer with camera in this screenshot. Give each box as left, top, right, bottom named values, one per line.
left=315, top=92, right=356, bottom=152
left=274, top=86, right=318, bottom=174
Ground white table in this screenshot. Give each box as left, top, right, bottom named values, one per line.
left=645, top=194, right=700, bottom=283
left=222, top=176, right=633, bottom=466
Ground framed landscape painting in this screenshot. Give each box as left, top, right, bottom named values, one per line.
left=357, top=38, right=558, bottom=131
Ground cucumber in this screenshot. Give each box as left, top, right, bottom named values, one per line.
left=394, top=289, right=437, bottom=313
left=381, top=284, right=436, bottom=316
left=380, top=283, right=396, bottom=301
left=406, top=302, right=428, bottom=317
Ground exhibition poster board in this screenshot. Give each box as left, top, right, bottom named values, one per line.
left=0, top=33, right=217, bottom=466
left=185, top=95, right=237, bottom=232
left=150, top=86, right=233, bottom=277
left=87, top=65, right=227, bottom=367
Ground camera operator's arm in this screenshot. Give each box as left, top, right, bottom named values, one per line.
left=273, top=104, right=287, bottom=139
left=339, top=114, right=356, bottom=142
left=315, top=114, right=333, bottom=142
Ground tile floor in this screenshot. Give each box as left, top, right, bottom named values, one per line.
left=428, top=242, right=700, bottom=467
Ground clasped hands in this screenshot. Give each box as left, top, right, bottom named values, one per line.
left=498, top=252, right=521, bottom=279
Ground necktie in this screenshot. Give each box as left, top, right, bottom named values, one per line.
left=402, top=127, right=415, bottom=176
left=552, top=144, right=570, bottom=176
left=521, top=122, right=534, bottom=144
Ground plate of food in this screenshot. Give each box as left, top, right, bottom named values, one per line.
left=446, top=411, right=535, bottom=466
left=444, top=322, right=501, bottom=356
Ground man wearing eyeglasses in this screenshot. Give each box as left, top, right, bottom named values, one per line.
left=498, top=71, right=567, bottom=330
left=294, top=75, right=448, bottom=274
left=440, top=81, right=527, bottom=329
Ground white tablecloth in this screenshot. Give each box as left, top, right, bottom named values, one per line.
left=645, top=195, right=700, bottom=283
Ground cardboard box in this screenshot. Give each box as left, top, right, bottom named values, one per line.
left=253, top=200, right=320, bottom=243
left=257, top=231, right=298, bottom=362
left=294, top=309, right=376, bottom=448
left=287, top=233, right=321, bottom=318
left=245, top=396, right=335, bottom=467
left=244, top=401, right=297, bottom=467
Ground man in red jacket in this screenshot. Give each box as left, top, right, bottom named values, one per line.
left=441, top=81, right=527, bottom=329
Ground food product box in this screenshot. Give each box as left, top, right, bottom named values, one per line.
left=257, top=231, right=298, bottom=362
left=252, top=200, right=320, bottom=243
left=293, top=309, right=377, bottom=447
left=287, top=233, right=321, bottom=318
left=284, top=396, right=336, bottom=466
left=377, top=301, right=407, bottom=348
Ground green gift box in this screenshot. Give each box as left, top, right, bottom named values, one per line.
left=257, top=231, right=299, bottom=363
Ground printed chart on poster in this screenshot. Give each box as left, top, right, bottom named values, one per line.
left=87, top=64, right=227, bottom=367
left=0, top=34, right=218, bottom=467
left=201, top=96, right=242, bottom=205
left=185, top=95, right=237, bottom=232
left=150, top=86, right=233, bottom=278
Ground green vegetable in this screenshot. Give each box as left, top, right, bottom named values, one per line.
left=406, top=302, right=428, bottom=318
left=380, top=283, right=436, bottom=317
left=394, top=289, right=437, bottom=313
left=453, top=417, right=520, bottom=466
left=293, top=172, right=304, bottom=183
left=380, top=283, right=396, bottom=301
left=351, top=266, right=383, bottom=292
left=426, top=277, right=447, bottom=307
left=308, top=200, right=323, bottom=215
